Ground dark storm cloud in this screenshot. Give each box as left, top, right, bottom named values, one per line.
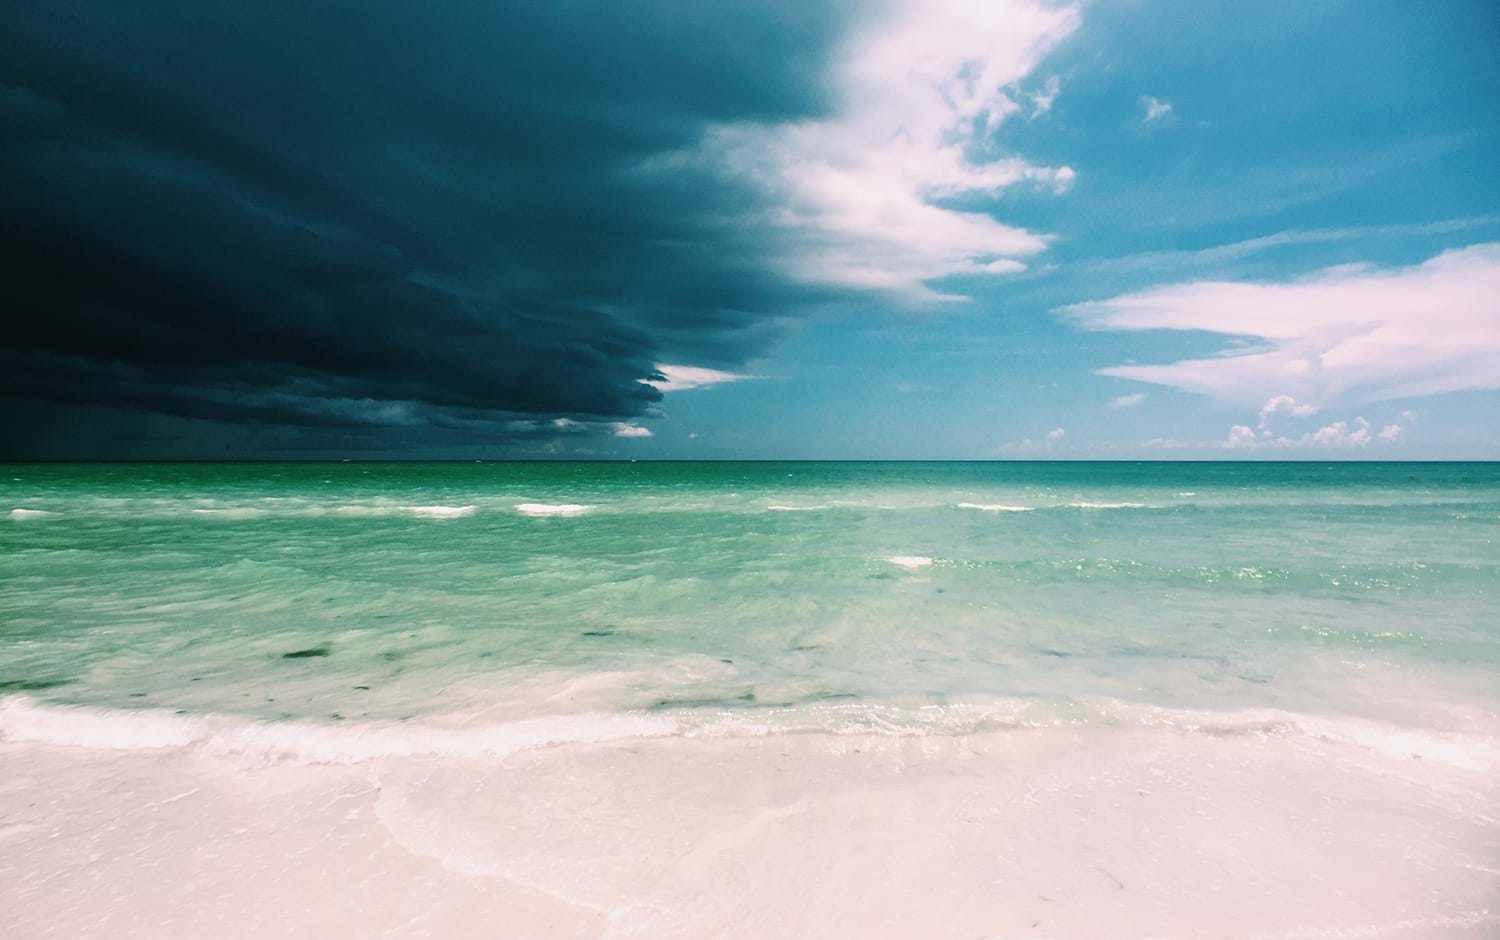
left=0, top=0, right=849, bottom=457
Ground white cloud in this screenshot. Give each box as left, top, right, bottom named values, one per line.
left=1223, top=425, right=1259, bottom=449
left=1141, top=96, right=1173, bottom=122
left=647, top=364, right=754, bottom=392
left=1108, top=392, right=1146, bottom=409
left=697, top=0, right=1080, bottom=303
left=1029, top=75, right=1061, bottom=117
left=999, top=427, right=1066, bottom=453
left=1220, top=415, right=1406, bottom=450
left=1064, top=243, right=1500, bottom=405
left=1257, top=395, right=1318, bottom=429
left=611, top=423, right=653, bottom=438
left=1004, top=427, right=1066, bottom=453
left=1305, top=418, right=1374, bottom=448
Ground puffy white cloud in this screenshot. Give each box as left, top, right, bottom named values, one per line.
left=1046, top=427, right=1066, bottom=441
left=699, top=0, right=1079, bottom=302
left=1064, top=243, right=1500, bottom=405
left=610, top=423, right=653, bottom=438
left=1257, top=395, right=1319, bottom=428
left=1220, top=415, right=1406, bottom=450
left=1108, top=392, right=1147, bottom=409
left=1223, top=425, right=1259, bottom=449
left=1141, top=96, right=1173, bottom=122
left=647, top=364, right=754, bottom=392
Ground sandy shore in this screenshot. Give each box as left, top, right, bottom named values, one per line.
left=4, top=716, right=1497, bottom=939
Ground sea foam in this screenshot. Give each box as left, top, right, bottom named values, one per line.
left=515, top=503, right=593, bottom=517
left=9, top=508, right=55, bottom=520
left=956, top=502, right=1033, bottom=512
left=4, top=695, right=1493, bottom=771
left=886, top=555, right=933, bottom=569
left=407, top=505, right=477, bottom=519
left=190, top=507, right=271, bottom=520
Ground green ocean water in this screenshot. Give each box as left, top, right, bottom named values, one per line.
left=3, top=461, right=1498, bottom=727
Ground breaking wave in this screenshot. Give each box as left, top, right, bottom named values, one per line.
left=3, top=695, right=1493, bottom=771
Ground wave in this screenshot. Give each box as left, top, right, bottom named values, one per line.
left=956, top=501, right=1154, bottom=512
left=3, top=695, right=1493, bottom=770
left=886, top=555, right=933, bottom=569
left=515, top=502, right=593, bottom=517
left=407, top=505, right=477, bottom=519
left=767, top=504, right=831, bottom=512
left=9, top=508, right=55, bottom=520
left=190, top=507, right=272, bottom=520
left=0, top=696, right=671, bottom=763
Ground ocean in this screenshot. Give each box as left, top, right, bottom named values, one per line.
left=3, top=461, right=1498, bottom=937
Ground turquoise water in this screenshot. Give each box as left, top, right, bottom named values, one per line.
left=3, top=461, right=1498, bottom=726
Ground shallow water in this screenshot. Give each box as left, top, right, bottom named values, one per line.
left=3, top=461, right=1498, bottom=719
left=3, top=462, right=1499, bottom=937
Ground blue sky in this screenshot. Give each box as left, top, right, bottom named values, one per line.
left=4, top=0, right=1497, bottom=458
left=642, top=1, right=1500, bottom=459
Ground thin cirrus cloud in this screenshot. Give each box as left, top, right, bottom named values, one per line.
left=1108, top=393, right=1147, bottom=410
left=1062, top=243, right=1500, bottom=406
left=694, top=0, right=1080, bottom=304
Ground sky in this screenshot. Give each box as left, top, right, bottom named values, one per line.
left=3, top=0, right=1498, bottom=459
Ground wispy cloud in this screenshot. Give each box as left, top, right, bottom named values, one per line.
left=1081, top=215, right=1500, bottom=279
left=1001, top=426, right=1066, bottom=453
left=1029, top=76, right=1061, bottom=117
left=699, top=0, right=1080, bottom=303
left=1076, top=133, right=1473, bottom=234
left=611, top=423, right=653, bottom=438
left=1141, top=95, right=1173, bottom=122
left=1108, top=393, right=1146, bottom=409
left=1063, top=243, right=1500, bottom=405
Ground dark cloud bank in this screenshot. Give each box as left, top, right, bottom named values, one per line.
left=1, top=1, right=847, bottom=457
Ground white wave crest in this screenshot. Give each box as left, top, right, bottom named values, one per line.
left=407, top=505, right=477, bottom=519
left=190, top=507, right=272, bottom=520
left=9, top=508, right=55, bottom=520
left=768, top=504, right=831, bottom=512
left=0, top=697, right=673, bottom=765
left=515, top=503, right=593, bottom=517
left=886, top=555, right=933, bottom=569
left=4, top=695, right=1492, bottom=771
left=956, top=502, right=1033, bottom=512
left=1066, top=501, right=1150, bottom=509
